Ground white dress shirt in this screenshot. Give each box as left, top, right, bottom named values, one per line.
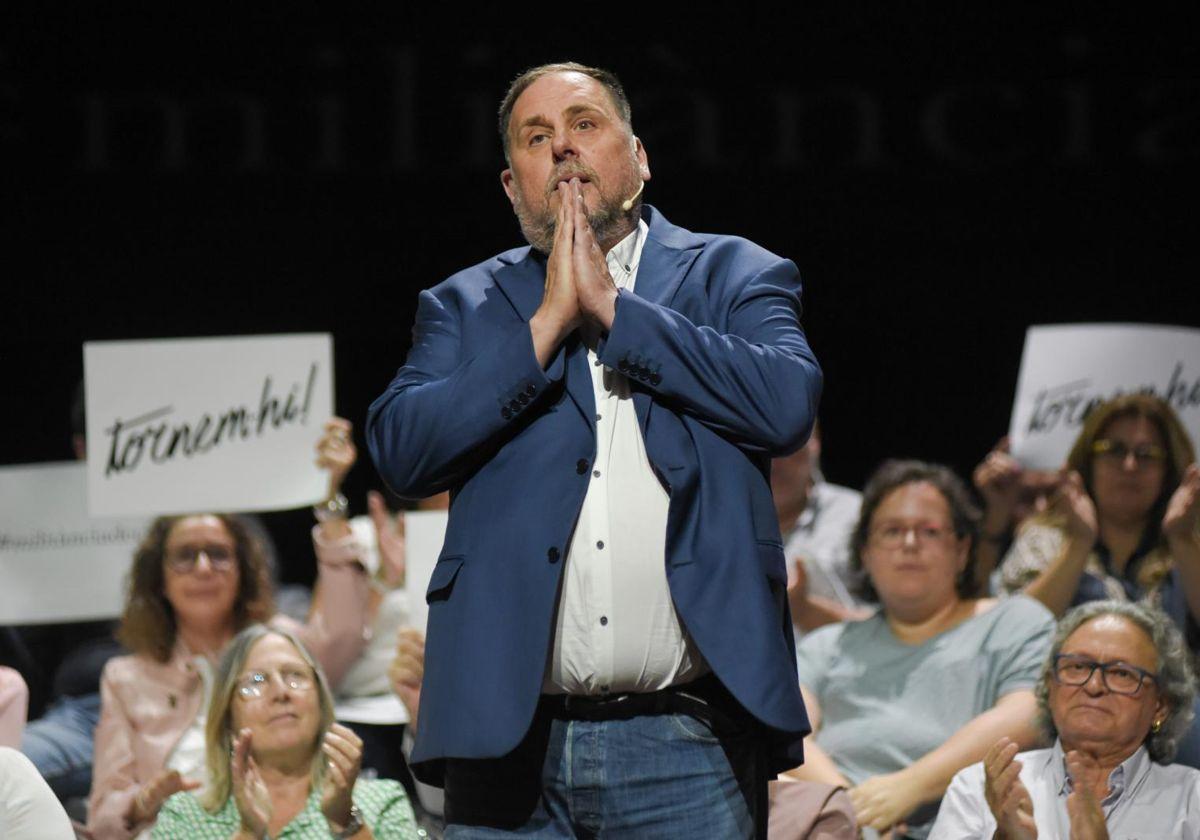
left=930, top=740, right=1200, bottom=839
left=545, top=219, right=707, bottom=696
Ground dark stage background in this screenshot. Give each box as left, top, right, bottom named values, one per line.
left=5, top=11, right=1198, bottom=583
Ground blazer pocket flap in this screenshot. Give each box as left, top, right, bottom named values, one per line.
left=757, top=541, right=787, bottom=584
left=426, top=555, right=464, bottom=604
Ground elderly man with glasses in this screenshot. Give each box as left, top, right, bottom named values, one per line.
left=931, top=600, right=1200, bottom=839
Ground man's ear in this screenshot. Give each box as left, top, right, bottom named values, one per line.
left=634, top=136, right=651, bottom=183
left=500, top=169, right=517, bottom=206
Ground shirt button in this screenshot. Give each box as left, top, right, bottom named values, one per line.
left=593, top=359, right=602, bottom=367
left=592, top=470, right=601, bottom=478
left=547, top=547, right=560, bottom=563
left=576, top=459, right=588, bottom=474
left=595, top=413, right=602, bottom=421
left=599, top=616, right=608, bottom=626
left=596, top=540, right=605, bottom=550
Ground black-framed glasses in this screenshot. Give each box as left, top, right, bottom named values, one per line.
left=1091, top=439, right=1166, bottom=467
left=869, top=523, right=957, bottom=549
left=235, top=667, right=315, bottom=699
left=1052, top=653, right=1158, bottom=696
left=164, top=545, right=237, bottom=574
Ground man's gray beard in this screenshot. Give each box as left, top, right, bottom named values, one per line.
left=513, top=187, right=638, bottom=255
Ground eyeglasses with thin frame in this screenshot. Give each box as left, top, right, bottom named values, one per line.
left=164, top=545, right=237, bottom=574
left=869, top=523, right=957, bottom=549
left=1091, top=439, right=1166, bottom=467
left=235, top=667, right=315, bottom=699
left=1052, top=653, right=1158, bottom=696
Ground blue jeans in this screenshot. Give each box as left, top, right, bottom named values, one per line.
left=443, top=705, right=765, bottom=839
left=22, top=693, right=101, bottom=800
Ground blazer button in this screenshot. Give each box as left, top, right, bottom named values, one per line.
left=575, top=459, right=588, bottom=474
left=509, top=399, right=521, bottom=412
left=517, top=393, right=530, bottom=405
left=501, top=406, right=512, bottom=419
left=547, top=547, right=560, bottom=563
left=525, top=383, right=536, bottom=396
left=617, top=359, right=630, bottom=372
left=650, top=373, right=662, bottom=385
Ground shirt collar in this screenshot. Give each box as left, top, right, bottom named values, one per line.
left=1052, top=739, right=1152, bottom=806
left=604, top=219, right=648, bottom=288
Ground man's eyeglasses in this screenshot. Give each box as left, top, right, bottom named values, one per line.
left=164, top=546, right=237, bottom=574
left=235, top=667, right=315, bottom=699
left=869, top=523, right=957, bottom=549
left=1092, top=439, right=1166, bottom=467
left=1052, top=653, right=1158, bottom=696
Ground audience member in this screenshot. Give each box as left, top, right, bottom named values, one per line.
left=0, top=746, right=75, bottom=839
left=325, top=490, right=446, bottom=790
left=0, top=666, right=29, bottom=748
left=87, top=420, right=370, bottom=839
left=772, top=422, right=866, bottom=635
left=931, top=600, right=1200, bottom=838
left=970, top=436, right=1060, bottom=589
left=998, top=396, right=1200, bottom=637
left=790, top=460, right=1055, bottom=838
left=152, top=624, right=417, bottom=838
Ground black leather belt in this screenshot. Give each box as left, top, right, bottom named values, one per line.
left=539, top=673, right=745, bottom=731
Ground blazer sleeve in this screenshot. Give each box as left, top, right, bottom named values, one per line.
left=598, top=257, right=822, bottom=455
left=88, top=664, right=144, bottom=840
left=366, top=285, right=566, bottom=499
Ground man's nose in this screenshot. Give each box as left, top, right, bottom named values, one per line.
left=1082, top=666, right=1108, bottom=694
left=551, top=130, right=577, bottom=162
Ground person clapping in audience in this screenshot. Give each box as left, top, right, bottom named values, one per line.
left=930, top=600, right=1200, bottom=838
left=998, top=395, right=1200, bottom=631
left=151, top=625, right=417, bottom=839
left=790, top=460, right=1056, bottom=838
left=88, top=419, right=371, bottom=839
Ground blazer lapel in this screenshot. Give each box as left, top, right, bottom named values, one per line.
left=627, top=217, right=703, bottom=434
left=493, top=249, right=544, bottom=324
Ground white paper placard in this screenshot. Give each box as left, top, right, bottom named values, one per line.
left=1008, top=324, right=1200, bottom=469
left=404, top=511, right=449, bottom=633
left=0, top=462, right=150, bottom=623
left=85, top=334, right=333, bottom=516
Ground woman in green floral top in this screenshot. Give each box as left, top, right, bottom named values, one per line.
left=152, top=625, right=418, bottom=839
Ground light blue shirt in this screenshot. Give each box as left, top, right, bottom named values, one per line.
left=930, top=740, right=1200, bottom=839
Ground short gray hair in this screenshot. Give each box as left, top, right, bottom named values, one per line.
left=1036, top=600, right=1196, bottom=763
left=497, top=62, right=633, bottom=163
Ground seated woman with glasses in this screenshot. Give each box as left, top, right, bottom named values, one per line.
left=998, top=394, right=1200, bottom=631
left=151, top=625, right=417, bottom=839
left=88, top=419, right=371, bottom=840
left=789, top=460, right=1056, bottom=839
left=931, top=600, right=1200, bottom=838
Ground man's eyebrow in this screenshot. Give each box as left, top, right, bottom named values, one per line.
left=515, top=104, right=608, bottom=135
left=515, top=113, right=553, bottom=134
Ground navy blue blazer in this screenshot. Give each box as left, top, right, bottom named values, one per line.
left=367, top=206, right=822, bottom=783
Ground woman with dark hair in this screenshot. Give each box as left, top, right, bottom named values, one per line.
left=87, top=419, right=370, bottom=840
left=790, top=460, right=1056, bottom=839
left=999, top=394, right=1200, bottom=636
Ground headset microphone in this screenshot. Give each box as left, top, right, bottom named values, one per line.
left=621, top=180, right=645, bottom=212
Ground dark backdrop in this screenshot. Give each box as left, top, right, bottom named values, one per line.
left=5, top=10, right=1198, bottom=581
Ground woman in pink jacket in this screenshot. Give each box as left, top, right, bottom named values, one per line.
left=87, top=418, right=371, bottom=839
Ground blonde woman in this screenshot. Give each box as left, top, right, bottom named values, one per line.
left=152, top=625, right=417, bottom=838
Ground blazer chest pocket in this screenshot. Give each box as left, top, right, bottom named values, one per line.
left=426, top=555, right=465, bottom=604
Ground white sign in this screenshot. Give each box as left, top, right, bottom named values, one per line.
left=85, top=334, right=334, bottom=516
left=404, top=511, right=449, bottom=633
left=1008, top=324, right=1200, bottom=469
left=0, top=462, right=150, bottom=623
